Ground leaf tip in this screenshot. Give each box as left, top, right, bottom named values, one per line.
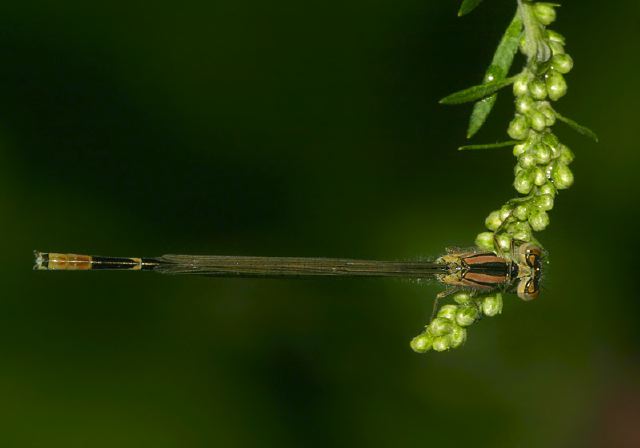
left=457, top=0, right=484, bottom=17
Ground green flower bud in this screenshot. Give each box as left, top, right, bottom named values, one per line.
left=505, top=221, right=518, bottom=234
left=513, top=232, right=531, bottom=242
left=542, top=132, right=559, bottom=148
left=521, top=220, right=534, bottom=231
left=482, top=293, right=503, bottom=317
left=529, top=111, right=547, bottom=132
left=539, top=181, right=557, bottom=197
left=437, top=304, right=459, bottom=321
left=529, top=78, right=548, bottom=100
left=456, top=305, right=480, bottom=327
left=516, top=96, right=536, bottom=115
left=450, top=325, right=467, bottom=348
left=533, top=167, right=547, bottom=186
left=485, top=211, right=503, bottom=231
left=551, top=53, right=574, bottom=74
left=534, top=3, right=556, bottom=25
left=508, top=115, right=530, bottom=140
left=558, top=144, right=575, bottom=164
left=545, top=70, right=568, bottom=101
left=432, top=335, right=451, bottom=352
left=514, top=164, right=524, bottom=176
left=535, top=194, right=554, bottom=211
left=428, top=317, right=453, bottom=337
left=538, top=103, right=557, bottom=126
left=549, top=144, right=562, bottom=159
left=508, top=219, right=530, bottom=231
left=513, top=204, right=530, bottom=221
left=514, top=171, right=534, bottom=194
left=518, top=152, right=536, bottom=169
left=510, top=221, right=532, bottom=242
left=475, top=232, right=495, bottom=251
left=410, top=332, right=433, bottom=353
left=529, top=209, right=550, bottom=231
left=513, top=143, right=528, bottom=157
left=553, top=163, right=574, bottom=189
left=496, top=234, right=511, bottom=252
left=513, top=76, right=530, bottom=97
left=534, top=143, right=552, bottom=165
left=453, top=291, right=472, bottom=305
left=549, top=41, right=565, bottom=56
left=499, top=206, right=513, bottom=221
left=546, top=30, right=566, bottom=44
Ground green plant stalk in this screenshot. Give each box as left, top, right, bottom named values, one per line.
left=412, top=0, right=596, bottom=353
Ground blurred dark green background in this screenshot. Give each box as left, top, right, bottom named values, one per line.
left=1, top=0, right=639, bottom=447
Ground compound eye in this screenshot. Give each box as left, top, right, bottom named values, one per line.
left=519, top=244, right=542, bottom=267
left=517, top=278, right=540, bottom=301
left=527, top=246, right=542, bottom=257
left=519, top=243, right=536, bottom=264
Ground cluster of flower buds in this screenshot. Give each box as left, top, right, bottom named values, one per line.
left=475, top=3, right=574, bottom=252
left=413, top=2, right=587, bottom=354
left=410, top=292, right=503, bottom=352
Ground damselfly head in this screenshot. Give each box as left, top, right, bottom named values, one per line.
left=516, top=243, right=543, bottom=301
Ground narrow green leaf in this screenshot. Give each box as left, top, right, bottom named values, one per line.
left=467, top=95, right=498, bottom=139
left=555, top=112, right=599, bottom=142
left=458, top=141, right=518, bottom=151
left=467, top=13, right=523, bottom=138
left=458, top=0, right=484, bottom=16
left=439, top=77, right=517, bottom=105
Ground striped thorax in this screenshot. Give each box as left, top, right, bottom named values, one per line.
left=436, top=243, right=543, bottom=300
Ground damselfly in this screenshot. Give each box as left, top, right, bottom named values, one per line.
left=33, top=244, right=543, bottom=301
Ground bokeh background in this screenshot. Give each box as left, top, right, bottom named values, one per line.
left=1, top=0, right=639, bottom=446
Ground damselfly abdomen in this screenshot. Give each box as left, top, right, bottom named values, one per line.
left=34, top=244, right=543, bottom=300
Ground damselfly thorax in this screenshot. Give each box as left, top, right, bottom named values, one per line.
left=34, top=243, right=543, bottom=300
